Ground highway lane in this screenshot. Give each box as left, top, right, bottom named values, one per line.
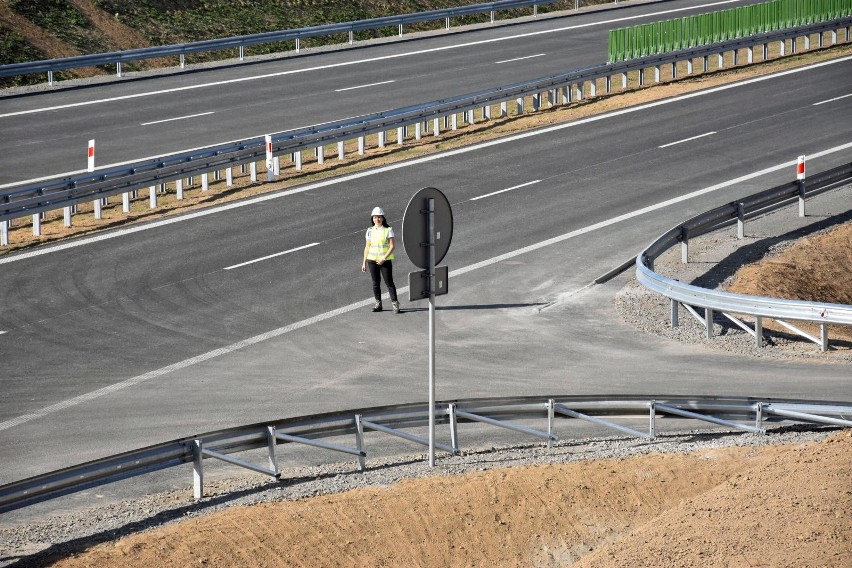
left=0, top=0, right=761, bottom=184
left=0, top=56, right=850, bottom=490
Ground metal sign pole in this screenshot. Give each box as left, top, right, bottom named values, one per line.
left=427, top=197, right=436, bottom=468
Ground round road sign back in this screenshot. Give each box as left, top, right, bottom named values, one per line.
left=402, top=187, right=453, bottom=269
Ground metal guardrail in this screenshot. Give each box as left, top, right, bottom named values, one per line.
left=636, top=161, right=852, bottom=350
left=1, top=395, right=850, bottom=513
left=2, top=18, right=850, bottom=235
left=0, top=0, right=579, bottom=84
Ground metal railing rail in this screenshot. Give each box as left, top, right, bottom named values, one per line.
left=636, top=161, right=852, bottom=350
left=0, top=0, right=584, bottom=84
left=1, top=395, right=850, bottom=514
left=2, top=18, right=849, bottom=233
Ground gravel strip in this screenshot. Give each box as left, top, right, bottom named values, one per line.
left=0, top=424, right=838, bottom=567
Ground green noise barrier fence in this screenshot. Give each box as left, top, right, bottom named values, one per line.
left=609, top=0, right=852, bottom=61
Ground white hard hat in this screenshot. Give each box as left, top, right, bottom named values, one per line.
left=371, top=207, right=385, bottom=217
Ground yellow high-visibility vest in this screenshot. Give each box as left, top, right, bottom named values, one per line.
left=366, top=226, right=394, bottom=261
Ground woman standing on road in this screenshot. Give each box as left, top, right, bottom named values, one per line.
left=361, top=207, right=400, bottom=313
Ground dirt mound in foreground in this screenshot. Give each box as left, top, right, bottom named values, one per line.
left=725, top=222, right=852, bottom=342
left=48, top=432, right=851, bottom=568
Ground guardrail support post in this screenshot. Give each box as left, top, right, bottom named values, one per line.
left=93, top=198, right=102, bottom=220
left=686, top=58, right=693, bottom=75
left=0, top=221, right=7, bottom=246
left=337, top=142, right=345, bottom=160
left=754, top=403, right=764, bottom=431
left=703, top=55, right=709, bottom=73
left=605, top=75, right=611, bottom=94
left=654, top=65, right=660, bottom=83
left=377, top=132, right=385, bottom=148
left=516, top=97, right=524, bottom=115
left=733, top=49, right=739, bottom=66
left=122, top=192, right=130, bottom=213
left=484, top=104, right=491, bottom=120
left=779, top=39, right=785, bottom=56
left=490, top=10, right=495, bottom=23
left=576, top=82, right=584, bottom=100
left=590, top=81, right=596, bottom=97
left=415, top=122, right=422, bottom=140
left=348, top=31, right=353, bottom=44
left=671, top=299, right=679, bottom=328
left=48, top=70, right=54, bottom=86
left=747, top=47, right=753, bottom=64
left=239, top=46, right=244, bottom=61
left=736, top=203, right=745, bottom=238
left=148, top=186, right=157, bottom=208
left=680, top=227, right=688, bottom=263
left=273, top=157, right=280, bottom=176
left=717, top=52, right=724, bottom=69
left=116, top=61, right=122, bottom=78
left=250, top=161, right=258, bottom=180
left=755, top=317, right=763, bottom=348
left=296, top=38, right=300, bottom=53
left=357, top=138, right=364, bottom=156
left=267, top=426, right=279, bottom=475
left=621, top=73, right=627, bottom=89
left=820, top=324, right=828, bottom=352
left=433, top=118, right=440, bottom=136
left=64, top=206, right=73, bottom=226
left=638, top=68, right=645, bottom=86
left=448, top=403, right=459, bottom=452
left=176, top=179, right=184, bottom=200
left=763, top=43, right=769, bottom=61
left=649, top=402, right=656, bottom=439
left=547, top=399, right=555, bottom=448
left=202, top=173, right=209, bottom=191
left=354, top=414, right=366, bottom=471
left=193, top=439, right=204, bottom=499
left=397, top=126, right=405, bottom=144
left=704, top=308, right=714, bottom=339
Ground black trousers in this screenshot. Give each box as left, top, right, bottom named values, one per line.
left=366, top=259, right=398, bottom=302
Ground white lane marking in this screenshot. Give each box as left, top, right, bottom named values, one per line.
left=2, top=56, right=850, bottom=266
left=0, top=1, right=742, bottom=119
left=658, top=131, right=717, bottom=148
left=5, top=146, right=850, bottom=432
left=334, top=80, right=395, bottom=92
left=224, top=242, right=320, bottom=270
left=813, top=93, right=852, bottom=106
left=140, top=111, right=215, bottom=126
left=495, top=53, right=545, bottom=64
left=0, top=331, right=6, bottom=335
left=470, top=180, right=541, bottom=200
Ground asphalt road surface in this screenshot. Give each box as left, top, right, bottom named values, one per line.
left=0, top=54, right=850, bottom=516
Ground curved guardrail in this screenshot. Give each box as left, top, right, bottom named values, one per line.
left=636, top=161, right=852, bottom=350
left=1, top=394, right=850, bottom=513
left=2, top=18, right=849, bottom=236
left=0, top=0, right=577, bottom=84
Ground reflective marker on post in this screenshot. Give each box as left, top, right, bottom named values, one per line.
left=265, top=134, right=274, bottom=182
left=87, top=139, right=95, bottom=172
left=797, top=155, right=806, bottom=180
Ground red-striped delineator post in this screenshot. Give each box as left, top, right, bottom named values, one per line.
left=265, top=135, right=274, bottom=182
left=797, top=155, right=806, bottom=217
left=87, top=139, right=95, bottom=172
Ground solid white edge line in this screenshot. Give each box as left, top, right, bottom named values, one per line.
left=659, top=131, right=717, bottom=148
left=813, top=93, right=852, bottom=106
left=0, top=1, right=742, bottom=118
left=140, top=111, right=215, bottom=126
left=5, top=142, right=852, bottom=432
left=470, top=180, right=541, bottom=200
left=334, top=80, right=396, bottom=92
left=224, top=242, right=320, bottom=270
left=495, top=53, right=546, bottom=64
left=2, top=54, right=850, bottom=268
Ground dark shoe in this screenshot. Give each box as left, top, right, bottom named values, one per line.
left=372, top=301, right=382, bottom=312
left=392, top=301, right=400, bottom=314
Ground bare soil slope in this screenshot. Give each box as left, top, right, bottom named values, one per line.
left=48, top=432, right=852, bottom=568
